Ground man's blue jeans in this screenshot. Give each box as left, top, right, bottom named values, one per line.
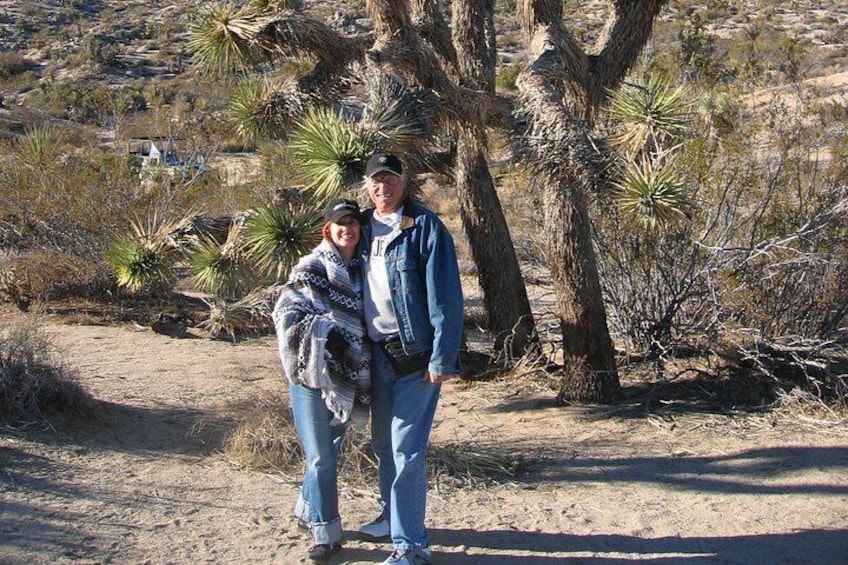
left=370, top=345, right=441, bottom=551
left=289, top=382, right=345, bottom=545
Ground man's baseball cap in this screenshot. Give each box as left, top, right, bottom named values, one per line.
left=323, top=198, right=362, bottom=224
left=365, top=153, right=403, bottom=178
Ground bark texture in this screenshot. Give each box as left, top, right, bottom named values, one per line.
left=516, top=0, right=670, bottom=402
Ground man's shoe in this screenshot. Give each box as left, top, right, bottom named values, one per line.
left=358, top=516, right=390, bottom=541
left=308, top=541, right=342, bottom=562
left=381, top=547, right=431, bottom=565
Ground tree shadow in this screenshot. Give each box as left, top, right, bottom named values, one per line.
left=524, top=444, right=848, bottom=494
left=7, top=397, right=237, bottom=458
left=422, top=527, right=848, bottom=564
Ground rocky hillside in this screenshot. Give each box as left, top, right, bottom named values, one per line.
left=0, top=1, right=846, bottom=146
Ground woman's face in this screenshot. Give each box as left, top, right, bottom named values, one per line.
left=329, top=214, right=361, bottom=257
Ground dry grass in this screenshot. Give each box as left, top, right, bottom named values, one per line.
left=0, top=310, right=96, bottom=430
left=0, top=251, right=113, bottom=310
left=221, top=391, right=525, bottom=490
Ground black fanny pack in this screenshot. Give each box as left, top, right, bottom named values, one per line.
left=380, top=336, right=430, bottom=375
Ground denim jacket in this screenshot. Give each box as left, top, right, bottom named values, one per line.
left=359, top=199, right=464, bottom=376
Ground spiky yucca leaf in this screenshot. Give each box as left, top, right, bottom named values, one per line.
left=18, top=125, right=64, bottom=168
left=229, top=78, right=277, bottom=145
left=289, top=108, right=378, bottom=199
left=243, top=203, right=320, bottom=281
left=607, top=74, right=692, bottom=158
left=200, top=287, right=275, bottom=340
left=187, top=223, right=250, bottom=299
left=362, top=72, right=437, bottom=151
left=615, top=159, right=689, bottom=230
left=188, top=238, right=249, bottom=298
left=188, top=4, right=277, bottom=77
left=105, top=213, right=182, bottom=293
left=106, top=237, right=174, bottom=293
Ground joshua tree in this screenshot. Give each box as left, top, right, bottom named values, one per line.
left=189, top=0, right=537, bottom=363
left=189, top=0, right=676, bottom=403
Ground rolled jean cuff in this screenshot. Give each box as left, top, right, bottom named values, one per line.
left=293, top=494, right=309, bottom=523
left=312, top=517, right=343, bottom=545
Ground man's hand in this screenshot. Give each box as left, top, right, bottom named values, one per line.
left=424, top=372, right=458, bottom=385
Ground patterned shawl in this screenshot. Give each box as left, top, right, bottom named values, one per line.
left=272, top=240, right=370, bottom=425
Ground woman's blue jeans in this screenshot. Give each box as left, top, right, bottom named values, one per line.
left=370, top=345, right=441, bottom=552
left=289, top=382, right=345, bottom=545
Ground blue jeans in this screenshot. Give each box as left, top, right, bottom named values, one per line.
left=370, top=345, right=441, bottom=551
left=289, top=383, right=345, bottom=545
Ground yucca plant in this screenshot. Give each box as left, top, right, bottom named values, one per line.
left=614, top=158, right=690, bottom=230
left=187, top=3, right=276, bottom=77
left=607, top=73, right=692, bottom=159
left=289, top=107, right=378, bottom=199
left=361, top=72, right=438, bottom=160
left=187, top=222, right=251, bottom=299
left=228, top=78, right=272, bottom=145
left=18, top=125, right=65, bottom=170
left=242, top=203, right=321, bottom=282
left=200, top=286, right=277, bottom=340
left=106, top=214, right=180, bottom=294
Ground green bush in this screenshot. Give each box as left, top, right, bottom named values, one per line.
left=495, top=64, right=522, bottom=92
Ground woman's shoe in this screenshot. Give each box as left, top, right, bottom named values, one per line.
left=308, top=542, right=342, bottom=562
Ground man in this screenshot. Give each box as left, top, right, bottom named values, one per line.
left=358, top=153, right=464, bottom=565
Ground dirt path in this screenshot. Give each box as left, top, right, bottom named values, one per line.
left=2, top=316, right=848, bottom=564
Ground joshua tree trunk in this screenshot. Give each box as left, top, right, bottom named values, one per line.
left=515, top=0, right=667, bottom=402
left=368, top=0, right=537, bottom=359
left=449, top=0, right=535, bottom=357
left=543, top=171, right=619, bottom=402
left=454, top=128, right=535, bottom=357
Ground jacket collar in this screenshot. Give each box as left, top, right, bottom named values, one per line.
left=364, top=201, right=416, bottom=232
left=399, top=215, right=415, bottom=231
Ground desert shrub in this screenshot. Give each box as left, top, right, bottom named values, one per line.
left=1, top=123, right=231, bottom=263
left=0, top=134, right=139, bottom=256
left=596, top=77, right=848, bottom=405
left=81, top=35, right=122, bottom=66
left=34, top=80, right=153, bottom=123
left=494, top=163, right=546, bottom=264
left=222, top=393, right=376, bottom=486
left=0, top=251, right=114, bottom=309
left=495, top=64, right=522, bottom=92
left=222, top=393, right=522, bottom=487
left=35, top=81, right=113, bottom=124
left=0, top=52, right=33, bottom=79
left=0, top=313, right=94, bottom=427
left=112, top=86, right=148, bottom=115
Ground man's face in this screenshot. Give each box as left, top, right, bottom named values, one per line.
left=366, top=172, right=406, bottom=215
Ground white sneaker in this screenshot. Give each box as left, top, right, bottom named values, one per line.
left=358, top=516, right=390, bottom=541
left=381, top=547, right=431, bottom=565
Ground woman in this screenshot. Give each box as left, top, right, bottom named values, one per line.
left=272, top=198, right=370, bottom=563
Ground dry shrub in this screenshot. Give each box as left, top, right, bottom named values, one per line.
left=223, top=391, right=524, bottom=489
left=0, top=251, right=113, bottom=310
left=775, top=388, right=846, bottom=424
left=221, top=392, right=376, bottom=487
left=428, top=442, right=524, bottom=489
left=0, top=312, right=95, bottom=428
left=222, top=393, right=302, bottom=472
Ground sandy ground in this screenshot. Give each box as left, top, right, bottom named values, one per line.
left=1, top=307, right=847, bottom=565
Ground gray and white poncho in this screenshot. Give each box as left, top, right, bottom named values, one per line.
left=272, top=240, right=370, bottom=425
